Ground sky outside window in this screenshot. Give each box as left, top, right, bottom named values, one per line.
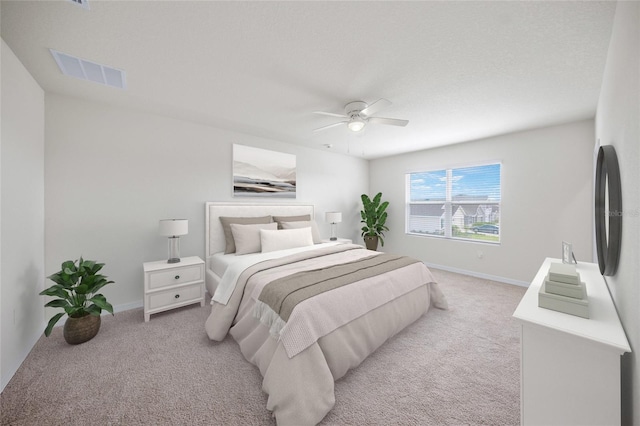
left=452, top=164, right=501, bottom=201
left=409, top=170, right=446, bottom=201
left=410, top=164, right=500, bottom=201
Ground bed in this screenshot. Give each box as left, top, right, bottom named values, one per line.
left=204, top=202, right=447, bottom=425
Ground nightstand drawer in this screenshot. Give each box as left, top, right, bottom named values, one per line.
left=147, top=264, right=203, bottom=290
left=147, top=283, right=202, bottom=310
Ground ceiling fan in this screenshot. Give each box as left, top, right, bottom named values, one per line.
left=313, top=99, right=409, bottom=133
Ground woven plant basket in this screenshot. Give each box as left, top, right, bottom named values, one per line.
left=63, top=314, right=101, bottom=345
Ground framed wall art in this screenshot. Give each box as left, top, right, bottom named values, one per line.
left=233, top=144, right=296, bottom=198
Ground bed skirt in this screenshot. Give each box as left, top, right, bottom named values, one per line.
left=229, top=284, right=436, bottom=425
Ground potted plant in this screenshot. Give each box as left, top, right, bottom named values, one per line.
left=360, top=192, right=389, bottom=251
left=40, top=257, right=114, bottom=344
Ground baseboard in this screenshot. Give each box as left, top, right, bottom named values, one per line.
left=113, top=300, right=143, bottom=313
left=423, top=261, right=530, bottom=288
left=53, top=300, right=143, bottom=328
left=1, top=326, right=43, bottom=393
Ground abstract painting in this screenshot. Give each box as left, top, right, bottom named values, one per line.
left=233, top=144, right=296, bottom=198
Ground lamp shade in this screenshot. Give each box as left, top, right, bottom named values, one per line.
left=159, top=219, right=188, bottom=236
left=325, top=212, right=342, bottom=224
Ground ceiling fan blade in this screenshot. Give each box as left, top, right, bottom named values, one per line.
left=361, top=98, right=392, bottom=117
left=313, top=111, right=348, bottom=118
left=313, top=121, right=348, bottom=132
left=368, top=117, right=409, bottom=127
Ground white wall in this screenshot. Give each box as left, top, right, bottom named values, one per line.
left=45, top=94, right=369, bottom=311
left=1, top=40, right=45, bottom=391
left=595, top=1, right=639, bottom=423
left=370, top=120, right=595, bottom=284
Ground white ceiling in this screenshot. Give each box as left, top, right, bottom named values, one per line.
left=1, top=1, right=616, bottom=159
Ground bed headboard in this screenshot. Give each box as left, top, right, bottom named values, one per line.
left=205, top=202, right=315, bottom=258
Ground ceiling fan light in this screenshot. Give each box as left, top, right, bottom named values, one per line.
left=348, top=117, right=366, bottom=132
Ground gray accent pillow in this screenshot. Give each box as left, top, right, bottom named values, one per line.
left=219, top=216, right=272, bottom=254
left=272, top=214, right=311, bottom=229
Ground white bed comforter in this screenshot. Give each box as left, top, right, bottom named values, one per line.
left=205, top=244, right=447, bottom=425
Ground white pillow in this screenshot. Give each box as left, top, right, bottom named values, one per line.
left=280, top=220, right=322, bottom=244
left=231, top=222, right=278, bottom=255
left=260, top=227, right=314, bottom=253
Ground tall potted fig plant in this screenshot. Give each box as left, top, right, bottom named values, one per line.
left=40, top=257, right=114, bottom=344
left=360, top=192, right=389, bottom=251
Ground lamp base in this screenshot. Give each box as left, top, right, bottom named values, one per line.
left=167, top=236, right=181, bottom=264
left=329, top=222, right=339, bottom=241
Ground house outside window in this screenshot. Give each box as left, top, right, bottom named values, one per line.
left=406, top=163, right=501, bottom=244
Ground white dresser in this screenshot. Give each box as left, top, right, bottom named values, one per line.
left=513, top=258, right=631, bottom=425
left=143, top=256, right=205, bottom=322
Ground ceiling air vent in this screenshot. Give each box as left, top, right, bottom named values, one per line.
left=50, top=49, right=126, bottom=89
left=67, top=0, right=90, bottom=10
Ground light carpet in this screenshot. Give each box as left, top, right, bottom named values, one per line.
left=1, top=268, right=526, bottom=425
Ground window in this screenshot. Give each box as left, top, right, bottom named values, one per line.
left=406, top=163, right=501, bottom=243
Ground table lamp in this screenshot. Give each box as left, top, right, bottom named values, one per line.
left=159, top=219, right=188, bottom=263
left=325, top=212, right=342, bottom=241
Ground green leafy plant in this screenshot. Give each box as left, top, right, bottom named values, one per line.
left=360, top=192, right=390, bottom=247
left=40, top=257, right=114, bottom=337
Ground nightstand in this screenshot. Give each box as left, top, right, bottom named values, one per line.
left=143, top=256, right=205, bottom=322
left=322, top=238, right=352, bottom=244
